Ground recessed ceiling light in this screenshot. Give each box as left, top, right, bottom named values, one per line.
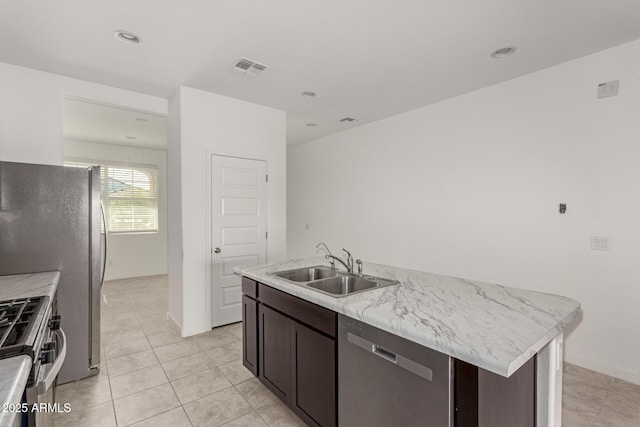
left=491, top=46, right=516, bottom=58
left=135, top=118, right=149, bottom=122
left=114, top=30, right=141, bottom=44
left=301, top=91, right=317, bottom=98
left=305, top=123, right=318, bottom=127
left=340, top=117, right=356, bottom=122
left=126, top=136, right=137, bottom=140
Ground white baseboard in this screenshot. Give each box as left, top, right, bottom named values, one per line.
left=565, top=353, right=640, bottom=385
left=166, top=311, right=182, bottom=335
left=104, top=271, right=168, bottom=282
left=166, top=313, right=211, bottom=338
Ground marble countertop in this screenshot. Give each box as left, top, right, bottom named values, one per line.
left=0, top=355, right=31, bottom=426
left=235, top=257, right=581, bottom=377
left=0, top=271, right=60, bottom=301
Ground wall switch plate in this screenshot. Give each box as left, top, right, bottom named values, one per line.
left=591, top=236, right=610, bottom=251
left=597, top=80, right=619, bottom=99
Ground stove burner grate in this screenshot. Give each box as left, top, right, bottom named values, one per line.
left=0, top=297, right=46, bottom=358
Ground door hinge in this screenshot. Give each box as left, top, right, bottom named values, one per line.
left=265, top=231, right=268, bottom=239
left=266, top=174, right=269, bottom=183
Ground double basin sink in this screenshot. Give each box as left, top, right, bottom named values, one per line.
left=270, top=265, right=398, bottom=297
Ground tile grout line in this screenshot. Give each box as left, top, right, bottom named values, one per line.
left=104, top=344, right=119, bottom=427
left=136, top=307, right=193, bottom=427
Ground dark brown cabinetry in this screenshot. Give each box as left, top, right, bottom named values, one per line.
left=455, top=358, right=536, bottom=427
left=241, top=277, right=259, bottom=376
left=242, top=277, right=337, bottom=427
left=259, top=304, right=292, bottom=403
left=241, top=295, right=258, bottom=376
left=291, top=321, right=336, bottom=427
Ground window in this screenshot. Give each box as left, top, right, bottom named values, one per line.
left=66, top=161, right=159, bottom=234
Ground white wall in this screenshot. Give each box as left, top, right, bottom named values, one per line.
left=168, top=86, right=287, bottom=336
left=64, top=140, right=168, bottom=280
left=0, top=61, right=167, bottom=164
left=288, top=40, right=640, bottom=384
left=167, top=89, right=184, bottom=331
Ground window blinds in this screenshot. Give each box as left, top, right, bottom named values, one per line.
left=66, top=161, right=159, bottom=233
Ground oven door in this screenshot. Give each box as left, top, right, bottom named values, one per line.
left=25, top=328, right=67, bottom=427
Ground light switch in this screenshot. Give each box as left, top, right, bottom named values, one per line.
left=597, top=80, right=619, bottom=99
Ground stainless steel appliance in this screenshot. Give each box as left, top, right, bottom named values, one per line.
left=0, top=296, right=66, bottom=427
left=338, top=314, right=453, bottom=426
left=0, top=161, right=105, bottom=384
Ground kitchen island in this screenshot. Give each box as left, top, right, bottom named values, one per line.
left=236, top=257, right=580, bottom=427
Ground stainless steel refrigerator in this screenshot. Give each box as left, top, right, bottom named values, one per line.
left=0, top=160, right=105, bottom=384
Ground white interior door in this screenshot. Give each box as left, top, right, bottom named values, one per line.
left=211, top=155, right=268, bottom=327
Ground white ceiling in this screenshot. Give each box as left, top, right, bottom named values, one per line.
left=63, top=99, right=167, bottom=150
left=2, top=0, right=640, bottom=146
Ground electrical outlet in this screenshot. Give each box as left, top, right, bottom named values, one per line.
left=591, top=236, right=610, bottom=251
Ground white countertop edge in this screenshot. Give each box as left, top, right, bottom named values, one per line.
left=0, top=355, right=32, bottom=426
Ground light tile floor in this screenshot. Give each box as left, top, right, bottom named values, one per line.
left=52, top=275, right=640, bottom=426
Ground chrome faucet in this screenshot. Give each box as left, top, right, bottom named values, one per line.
left=325, top=254, right=350, bottom=272
left=325, top=248, right=354, bottom=273
left=342, top=248, right=353, bottom=273
left=316, top=242, right=335, bottom=269
left=356, top=259, right=363, bottom=276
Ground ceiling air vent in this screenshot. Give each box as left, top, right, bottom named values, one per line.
left=234, top=57, right=269, bottom=76
left=340, top=117, right=356, bottom=122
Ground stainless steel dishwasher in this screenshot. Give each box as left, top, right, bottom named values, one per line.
left=338, top=314, right=453, bottom=426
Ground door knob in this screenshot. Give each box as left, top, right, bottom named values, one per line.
left=214, top=247, right=221, bottom=254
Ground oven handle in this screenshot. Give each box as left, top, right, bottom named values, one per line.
left=38, top=328, right=67, bottom=394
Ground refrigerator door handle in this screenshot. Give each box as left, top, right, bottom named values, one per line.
left=100, top=201, right=108, bottom=287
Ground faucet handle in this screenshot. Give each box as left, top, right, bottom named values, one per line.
left=356, top=259, right=363, bottom=276
left=342, top=248, right=354, bottom=273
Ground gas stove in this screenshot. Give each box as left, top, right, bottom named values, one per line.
left=0, top=297, right=50, bottom=363
left=0, top=296, right=64, bottom=426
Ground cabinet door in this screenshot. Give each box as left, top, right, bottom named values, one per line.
left=242, top=295, right=258, bottom=376
left=292, top=321, right=336, bottom=427
left=259, top=304, right=292, bottom=404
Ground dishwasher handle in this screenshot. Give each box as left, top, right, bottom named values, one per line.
left=347, top=332, right=433, bottom=381
left=372, top=344, right=397, bottom=363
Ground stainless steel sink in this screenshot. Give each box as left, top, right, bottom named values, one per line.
left=270, top=266, right=398, bottom=297
left=272, top=266, right=338, bottom=282
left=307, top=275, right=378, bottom=295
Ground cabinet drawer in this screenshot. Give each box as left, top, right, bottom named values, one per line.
left=242, top=277, right=258, bottom=299
left=258, top=284, right=337, bottom=338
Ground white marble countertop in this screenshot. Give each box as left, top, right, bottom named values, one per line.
left=0, top=355, right=31, bottom=426
left=0, top=271, right=60, bottom=301
left=235, top=257, right=581, bottom=377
